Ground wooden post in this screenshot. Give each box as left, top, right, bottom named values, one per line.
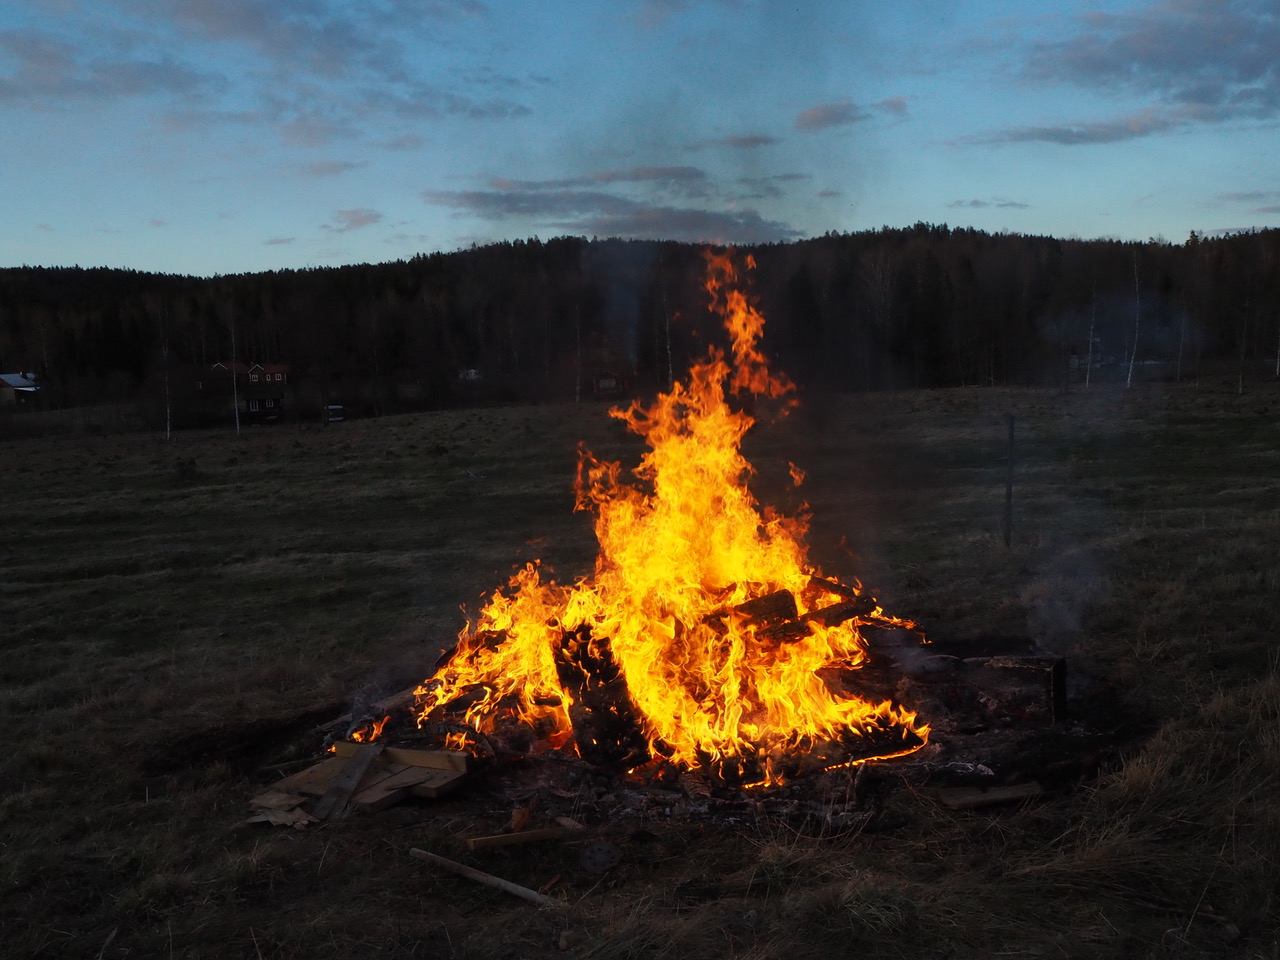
left=1003, top=414, right=1015, bottom=548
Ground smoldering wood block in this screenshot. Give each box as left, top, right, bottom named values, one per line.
left=967, top=655, right=1067, bottom=724
left=921, top=654, right=1065, bottom=725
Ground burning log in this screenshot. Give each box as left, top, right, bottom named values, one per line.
left=552, top=625, right=650, bottom=769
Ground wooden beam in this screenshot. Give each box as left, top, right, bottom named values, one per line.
left=409, top=849, right=563, bottom=908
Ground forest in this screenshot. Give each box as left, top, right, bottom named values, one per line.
left=1, top=224, right=1278, bottom=429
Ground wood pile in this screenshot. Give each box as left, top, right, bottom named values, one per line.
left=249, top=740, right=469, bottom=828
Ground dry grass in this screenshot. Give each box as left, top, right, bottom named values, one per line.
left=2, top=381, right=1279, bottom=959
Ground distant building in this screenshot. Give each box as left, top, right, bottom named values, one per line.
left=0, top=372, right=39, bottom=408
left=198, top=362, right=290, bottom=423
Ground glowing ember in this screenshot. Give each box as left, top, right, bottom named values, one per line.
left=415, top=250, right=928, bottom=784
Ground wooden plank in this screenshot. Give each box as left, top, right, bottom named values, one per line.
left=935, top=781, right=1045, bottom=810
left=352, top=765, right=437, bottom=813
left=310, top=742, right=385, bottom=820
left=405, top=768, right=468, bottom=799
left=466, top=827, right=571, bottom=851
left=273, top=756, right=348, bottom=796
left=409, top=849, right=562, bottom=908
left=330, top=740, right=469, bottom=773
left=249, top=789, right=309, bottom=811
left=247, top=807, right=318, bottom=829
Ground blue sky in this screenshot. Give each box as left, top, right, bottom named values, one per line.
left=2, top=0, right=1277, bottom=276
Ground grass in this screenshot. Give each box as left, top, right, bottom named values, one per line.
left=2, top=380, right=1278, bottom=958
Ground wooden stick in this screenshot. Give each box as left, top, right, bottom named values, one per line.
left=409, top=849, right=562, bottom=908
left=466, top=827, right=570, bottom=851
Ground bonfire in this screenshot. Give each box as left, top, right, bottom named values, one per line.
left=415, top=251, right=929, bottom=786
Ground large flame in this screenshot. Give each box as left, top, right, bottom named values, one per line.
left=416, top=250, right=928, bottom=784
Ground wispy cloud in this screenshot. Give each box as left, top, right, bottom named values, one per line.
left=947, top=198, right=1030, bottom=209
left=795, top=100, right=870, bottom=130
left=979, top=0, right=1280, bottom=146
left=721, top=133, right=780, bottom=149
left=734, top=173, right=810, bottom=201
left=304, top=160, right=368, bottom=178
left=965, top=108, right=1183, bottom=146
left=264, top=236, right=295, bottom=245
left=1217, top=190, right=1280, bottom=204
left=423, top=180, right=801, bottom=244
left=875, top=96, right=908, bottom=117
left=0, top=28, right=220, bottom=105
left=1, top=1, right=526, bottom=145
left=1024, top=0, right=1280, bottom=119
left=487, top=166, right=710, bottom=199
left=324, top=208, right=382, bottom=232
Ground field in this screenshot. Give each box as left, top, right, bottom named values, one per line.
left=3, top=380, right=1279, bottom=959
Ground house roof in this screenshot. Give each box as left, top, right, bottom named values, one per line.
left=211, top=362, right=290, bottom=375
left=0, top=373, right=38, bottom=391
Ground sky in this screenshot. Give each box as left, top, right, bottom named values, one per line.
left=1, top=0, right=1277, bottom=276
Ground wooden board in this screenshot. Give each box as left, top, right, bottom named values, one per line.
left=330, top=741, right=469, bottom=773
left=272, top=756, right=349, bottom=796
left=311, top=742, right=386, bottom=820
left=405, top=767, right=469, bottom=799
left=351, top=764, right=438, bottom=812
left=249, top=789, right=309, bottom=811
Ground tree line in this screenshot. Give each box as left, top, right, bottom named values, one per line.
left=1, top=225, right=1277, bottom=429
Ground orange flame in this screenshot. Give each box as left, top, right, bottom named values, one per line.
left=350, top=714, right=391, bottom=743
left=416, top=250, right=928, bottom=784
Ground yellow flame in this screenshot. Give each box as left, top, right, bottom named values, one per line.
left=416, top=250, right=928, bottom=783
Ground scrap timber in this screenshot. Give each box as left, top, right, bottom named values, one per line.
left=249, top=740, right=470, bottom=825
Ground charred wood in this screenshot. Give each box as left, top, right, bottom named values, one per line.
left=553, top=626, right=650, bottom=769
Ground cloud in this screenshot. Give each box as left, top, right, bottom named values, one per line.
left=966, top=109, right=1183, bottom=146
left=0, top=28, right=219, bottom=104
left=734, top=173, right=810, bottom=200
left=422, top=183, right=801, bottom=244
left=304, top=160, right=368, bottom=177
left=636, top=0, right=741, bottom=27
left=1217, top=189, right=1280, bottom=204
left=947, top=198, right=1030, bottom=210
left=149, top=219, right=168, bottom=227
left=1018, top=0, right=1280, bottom=129
left=795, top=100, right=870, bottom=130
left=3, top=1, right=527, bottom=145
left=324, top=208, right=382, bottom=232
left=379, top=134, right=424, bottom=151
left=487, top=166, right=711, bottom=199
left=264, top=236, right=295, bottom=245
left=875, top=96, right=908, bottom=117
left=721, top=133, right=780, bottom=149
